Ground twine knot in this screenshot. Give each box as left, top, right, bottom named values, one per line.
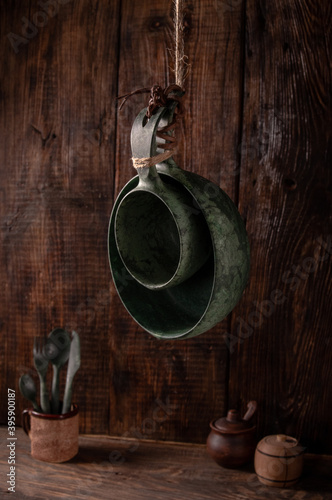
left=117, top=84, right=184, bottom=121
left=131, top=150, right=174, bottom=169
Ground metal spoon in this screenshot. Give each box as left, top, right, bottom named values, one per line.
left=19, top=374, right=42, bottom=412
left=43, top=328, right=70, bottom=414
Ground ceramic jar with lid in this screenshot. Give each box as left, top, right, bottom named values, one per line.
left=254, top=434, right=305, bottom=487
left=206, top=401, right=257, bottom=468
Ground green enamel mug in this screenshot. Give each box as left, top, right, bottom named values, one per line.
left=108, top=104, right=250, bottom=339
left=114, top=110, right=210, bottom=290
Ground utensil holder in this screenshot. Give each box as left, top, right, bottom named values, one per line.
left=22, top=404, right=79, bottom=463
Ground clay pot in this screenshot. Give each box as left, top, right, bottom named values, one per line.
left=22, top=404, right=79, bottom=463
left=206, top=401, right=257, bottom=468
left=254, top=434, right=304, bottom=487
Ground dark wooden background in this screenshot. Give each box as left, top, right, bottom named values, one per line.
left=1, top=0, right=331, bottom=453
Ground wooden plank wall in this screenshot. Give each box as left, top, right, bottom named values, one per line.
left=0, top=0, right=331, bottom=453
left=229, top=0, right=332, bottom=454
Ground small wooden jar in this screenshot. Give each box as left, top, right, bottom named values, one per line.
left=254, top=434, right=304, bottom=488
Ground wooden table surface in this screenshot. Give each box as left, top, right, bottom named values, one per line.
left=0, top=427, right=331, bottom=500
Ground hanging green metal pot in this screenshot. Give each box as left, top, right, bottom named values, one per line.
left=108, top=104, right=250, bottom=339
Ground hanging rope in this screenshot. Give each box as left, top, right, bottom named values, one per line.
left=174, top=0, right=187, bottom=89
left=117, top=0, right=188, bottom=169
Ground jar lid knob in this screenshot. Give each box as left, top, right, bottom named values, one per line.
left=226, top=409, right=240, bottom=422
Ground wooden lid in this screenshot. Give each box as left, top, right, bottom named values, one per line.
left=213, top=409, right=255, bottom=433
left=256, top=434, right=304, bottom=457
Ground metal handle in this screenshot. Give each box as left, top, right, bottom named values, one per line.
left=51, top=366, right=61, bottom=414
left=22, top=409, right=31, bottom=436
left=39, top=376, right=51, bottom=414
left=135, top=163, right=166, bottom=191
left=130, top=100, right=180, bottom=159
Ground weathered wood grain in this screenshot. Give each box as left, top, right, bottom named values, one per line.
left=1, top=428, right=331, bottom=500
left=0, top=0, right=120, bottom=433
left=0, top=0, right=331, bottom=454
left=228, top=0, right=332, bottom=453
